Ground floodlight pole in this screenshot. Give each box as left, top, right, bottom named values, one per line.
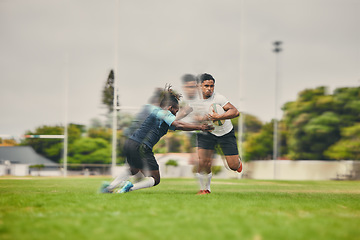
left=272, top=41, right=283, bottom=179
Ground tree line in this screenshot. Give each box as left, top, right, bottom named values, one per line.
left=19, top=123, right=193, bottom=165
left=243, top=86, right=360, bottom=161
left=10, top=84, right=360, bottom=163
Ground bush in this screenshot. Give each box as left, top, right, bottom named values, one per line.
left=29, top=164, right=45, bottom=169
left=211, top=166, right=222, bottom=175
left=165, top=159, right=178, bottom=167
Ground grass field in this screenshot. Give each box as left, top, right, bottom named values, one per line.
left=0, top=177, right=359, bottom=240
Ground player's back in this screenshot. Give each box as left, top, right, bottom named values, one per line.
left=130, top=107, right=174, bottom=149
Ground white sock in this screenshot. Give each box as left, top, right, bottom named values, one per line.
left=129, top=171, right=145, bottom=183
left=108, top=169, right=131, bottom=190
left=195, top=173, right=205, bottom=190
left=131, top=177, right=155, bottom=191
left=205, top=172, right=212, bottom=192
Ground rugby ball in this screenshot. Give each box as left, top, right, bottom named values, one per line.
left=209, top=103, right=225, bottom=126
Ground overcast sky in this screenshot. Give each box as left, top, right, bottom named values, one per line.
left=0, top=0, right=359, bottom=138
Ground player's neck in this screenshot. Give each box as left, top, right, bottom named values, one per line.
left=202, top=93, right=214, bottom=100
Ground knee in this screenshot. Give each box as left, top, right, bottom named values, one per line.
left=153, top=176, right=160, bottom=186
left=200, top=157, right=212, bottom=166
left=229, top=164, right=238, bottom=171
left=228, top=159, right=241, bottom=171
left=205, top=160, right=212, bottom=169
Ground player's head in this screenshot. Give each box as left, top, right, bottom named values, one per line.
left=181, top=74, right=197, bottom=100
left=198, top=73, right=215, bottom=99
left=160, top=85, right=182, bottom=116
left=198, top=73, right=215, bottom=84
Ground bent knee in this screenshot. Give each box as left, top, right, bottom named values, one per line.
left=227, top=159, right=241, bottom=171
left=229, top=165, right=238, bottom=171
left=153, top=176, right=160, bottom=186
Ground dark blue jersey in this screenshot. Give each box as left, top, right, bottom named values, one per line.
left=130, top=106, right=176, bottom=149
left=124, top=104, right=153, bottom=137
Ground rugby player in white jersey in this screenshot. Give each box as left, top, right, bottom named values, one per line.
left=196, top=73, right=243, bottom=194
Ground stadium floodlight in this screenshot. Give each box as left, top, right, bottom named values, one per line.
left=272, top=41, right=283, bottom=179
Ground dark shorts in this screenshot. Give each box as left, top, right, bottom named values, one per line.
left=124, top=138, right=159, bottom=171
left=197, top=128, right=239, bottom=156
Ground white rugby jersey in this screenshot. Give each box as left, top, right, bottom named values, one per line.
left=200, top=91, right=234, bottom=137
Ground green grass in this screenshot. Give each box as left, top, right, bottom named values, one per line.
left=0, top=177, right=359, bottom=240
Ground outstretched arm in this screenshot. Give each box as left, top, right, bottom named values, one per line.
left=175, top=106, right=193, bottom=120
left=171, top=120, right=213, bottom=132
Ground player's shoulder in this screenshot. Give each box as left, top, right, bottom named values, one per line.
left=150, top=105, right=165, bottom=118
left=212, top=92, right=228, bottom=104
left=213, top=91, right=226, bottom=98
left=156, top=108, right=175, bottom=119
left=149, top=104, right=161, bottom=112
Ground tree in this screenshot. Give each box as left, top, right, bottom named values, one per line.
left=21, top=124, right=83, bottom=162
left=102, top=69, right=119, bottom=113
left=237, top=113, right=288, bottom=161
left=333, top=87, right=360, bottom=125
left=237, top=114, right=263, bottom=144
left=87, top=127, right=112, bottom=142
left=0, top=138, right=18, bottom=146
left=282, top=86, right=360, bottom=160
left=67, top=138, right=112, bottom=164
left=243, top=121, right=273, bottom=161
left=325, top=124, right=360, bottom=160
left=301, top=112, right=340, bottom=159
left=243, top=114, right=263, bottom=134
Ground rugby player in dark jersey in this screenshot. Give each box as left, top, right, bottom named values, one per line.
left=100, top=86, right=213, bottom=194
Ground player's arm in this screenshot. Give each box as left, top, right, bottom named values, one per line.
left=175, top=105, right=193, bottom=120
left=191, top=113, right=208, bottom=122
left=209, top=102, right=239, bottom=121
left=171, top=120, right=213, bottom=132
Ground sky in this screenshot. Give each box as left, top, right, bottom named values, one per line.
left=0, top=0, right=359, bottom=138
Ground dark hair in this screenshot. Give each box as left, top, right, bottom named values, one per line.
left=181, top=74, right=196, bottom=84
left=199, top=73, right=215, bottom=83
left=159, top=84, right=182, bottom=108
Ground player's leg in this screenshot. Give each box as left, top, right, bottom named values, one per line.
left=197, top=148, right=214, bottom=194
left=196, top=132, right=216, bottom=194
left=130, top=169, right=159, bottom=191
left=119, top=169, right=159, bottom=193
left=224, top=155, right=242, bottom=172
left=198, top=148, right=214, bottom=174
left=129, top=170, right=145, bottom=183
left=188, top=133, right=199, bottom=169
left=219, top=129, right=243, bottom=173
left=105, top=167, right=134, bottom=192
left=99, top=139, right=140, bottom=193
left=118, top=144, right=160, bottom=193
left=112, top=139, right=148, bottom=193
